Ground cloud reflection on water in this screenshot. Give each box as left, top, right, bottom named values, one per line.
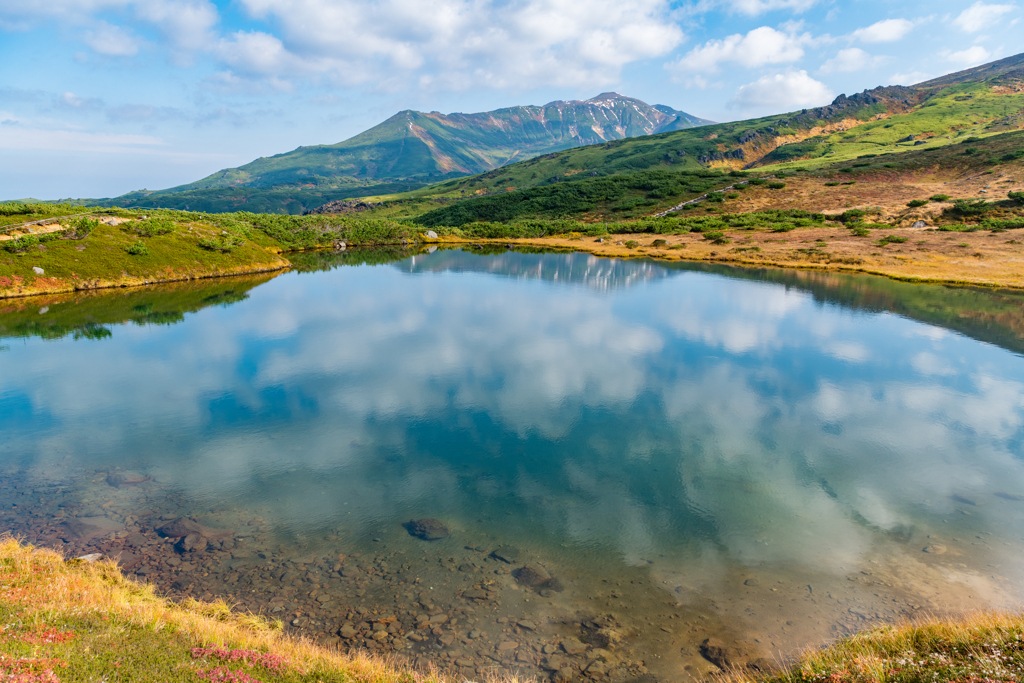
left=2, top=251, right=1024, bottom=599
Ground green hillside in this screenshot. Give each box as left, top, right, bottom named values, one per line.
left=96, top=93, right=711, bottom=214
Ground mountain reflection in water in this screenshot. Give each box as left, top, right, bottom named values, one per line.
left=1, top=247, right=1023, bottom=681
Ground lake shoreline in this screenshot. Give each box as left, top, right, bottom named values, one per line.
left=5, top=230, right=1024, bottom=301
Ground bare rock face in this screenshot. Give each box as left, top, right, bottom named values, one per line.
left=403, top=518, right=450, bottom=540
left=513, top=563, right=552, bottom=587
left=157, top=517, right=205, bottom=538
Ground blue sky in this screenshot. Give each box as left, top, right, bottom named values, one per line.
left=0, top=0, right=1019, bottom=199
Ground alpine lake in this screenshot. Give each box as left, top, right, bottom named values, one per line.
left=3, top=246, right=1024, bottom=681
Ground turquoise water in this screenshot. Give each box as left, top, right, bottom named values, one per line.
left=2, top=249, right=1024, bottom=680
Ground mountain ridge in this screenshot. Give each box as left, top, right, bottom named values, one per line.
left=162, top=93, right=713, bottom=194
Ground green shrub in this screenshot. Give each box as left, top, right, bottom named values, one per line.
left=767, top=182, right=786, bottom=190
left=982, top=218, right=1024, bottom=230
left=824, top=181, right=840, bottom=187
left=652, top=239, right=667, bottom=247
left=2, top=234, right=41, bottom=253
left=61, top=216, right=99, bottom=240
left=732, top=184, right=748, bottom=191
left=877, top=235, right=908, bottom=246
left=771, top=224, right=795, bottom=232
left=198, top=235, right=243, bottom=252
left=726, top=193, right=739, bottom=199
left=746, top=179, right=767, bottom=186
left=929, top=194, right=950, bottom=202
left=964, top=147, right=978, bottom=155
left=125, top=241, right=149, bottom=256
left=1000, top=150, right=1024, bottom=162
left=131, top=217, right=176, bottom=237
left=907, top=199, right=928, bottom=208
left=937, top=224, right=982, bottom=232
left=707, top=192, right=725, bottom=203
left=625, top=240, right=639, bottom=249
left=948, top=199, right=993, bottom=217
left=702, top=230, right=727, bottom=243
left=850, top=227, right=871, bottom=237
left=1009, top=191, right=1024, bottom=205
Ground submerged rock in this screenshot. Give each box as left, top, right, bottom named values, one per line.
left=490, top=545, right=521, bottom=563
left=700, top=637, right=749, bottom=670
left=513, top=563, right=551, bottom=587
left=158, top=518, right=204, bottom=538
left=176, top=533, right=208, bottom=553
left=403, top=518, right=450, bottom=540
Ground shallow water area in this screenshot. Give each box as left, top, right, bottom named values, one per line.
left=2, top=248, right=1024, bottom=681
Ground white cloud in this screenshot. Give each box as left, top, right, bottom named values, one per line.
left=954, top=1, right=1015, bottom=32
left=718, top=0, right=818, bottom=15
left=0, top=126, right=167, bottom=153
left=890, top=70, right=933, bottom=85
left=819, top=47, right=882, bottom=73
left=945, top=45, right=992, bottom=66
left=730, top=70, right=833, bottom=110
left=668, top=25, right=807, bottom=75
left=225, top=0, right=683, bottom=89
left=850, top=18, right=915, bottom=43
left=132, top=0, right=218, bottom=53
left=83, top=20, right=140, bottom=56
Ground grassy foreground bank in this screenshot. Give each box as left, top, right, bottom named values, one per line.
left=2, top=539, right=1022, bottom=683
left=0, top=537, right=460, bottom=683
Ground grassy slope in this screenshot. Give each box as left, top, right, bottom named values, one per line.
left=2, top=539, right=1022, bottom=683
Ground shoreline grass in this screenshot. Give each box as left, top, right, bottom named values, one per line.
left=0, top=537, right=483, bottom=683
left=1, top=539, right=1022, bottom=683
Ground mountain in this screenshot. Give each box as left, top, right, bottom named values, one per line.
left=394, top=51, right=1024, bottom=224
left=100, top=94, right=712, bottom=213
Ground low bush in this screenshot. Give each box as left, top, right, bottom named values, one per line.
left=62, top=216, right=99, bottom=240
left=1009, top=191, right=1024, bottom=205
left=824, top=181, right=840, bottom=187
left=850, top=227, right=871, bottom=237
left=125, top=241, right=150, bottom=255
left=130, top=217, right=176, bottom=237
left=877, top=235, right=908, bottom=246
left=767, top=182, right=786, bottom=190
left=2, top=234, right=41, bottom=253
left=929, top=194, right=950, bottom=202
left=906, top=199, right=928, bottom=208
left=947, top=198, right=993, bottom=217
left=198, top=235, right=244, bottom=252
left=746, top=178, right=767, bottom=186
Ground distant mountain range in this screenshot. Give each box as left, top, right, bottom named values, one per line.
left=95, top=94, right=712, bottom=213
left=91, top=52, right=1024, bottom=215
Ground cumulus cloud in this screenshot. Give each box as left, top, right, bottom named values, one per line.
left=945, top=45, right=992, bottom=66
left=223, top=0, right=683, bottom=89
left=668, top=25, right=808, bottom=75
left=83, top=20, right=140, bottom=56
left=729, top=70, right=832, bottom=109
left=954, top=1, right=1016, bottom=32
left=716, top=0, right=819, bottom=15
left=818, top=47, right=883, bottom=73
left=850, top=18, right=915, bottom=42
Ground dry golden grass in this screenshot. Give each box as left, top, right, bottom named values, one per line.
left=0, top=537, right=526, bottom=683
